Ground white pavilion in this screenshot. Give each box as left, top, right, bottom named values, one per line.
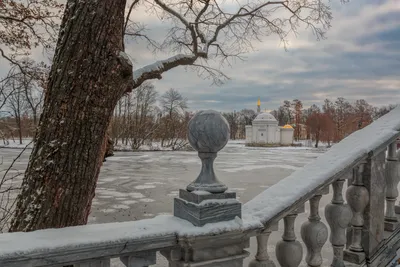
left=245, top=98, right=294, bottom=145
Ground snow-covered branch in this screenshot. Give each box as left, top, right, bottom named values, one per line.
left=127, top=0, right=335, bottom=88
left=132, top=54, right=198, bottom=89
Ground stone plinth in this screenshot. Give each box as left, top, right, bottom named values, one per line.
left=174, top=110, right=242, bottom=227
left=170, top=109, right=244, bottom=265
left=162, top=231, right=251, bottom=267
left=174, top=190, right=241, bottom=227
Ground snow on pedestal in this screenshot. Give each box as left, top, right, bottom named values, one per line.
left=174, top=110, right=241, bottom=227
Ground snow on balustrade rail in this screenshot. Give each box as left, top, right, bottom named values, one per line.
left=0, top=215, right=250, bottom=266
left=243, top=106, right=400, bottom=227
left=0, top=107, right=399, bottom=266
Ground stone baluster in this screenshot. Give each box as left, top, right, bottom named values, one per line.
left=301, top=187, right=329, bottom=267
left=385, top=141, right=400, bottom=231
left=325, top=178, right=352, bottom=267
left=120, top=251, right=156, bottom=267
left=249, top=223, right=278, bottom=267
left=344, top=162, right=369, bottom=264
left=276, top=205, right=305, bottom=267
left=76, top=259, right=110, bottom=267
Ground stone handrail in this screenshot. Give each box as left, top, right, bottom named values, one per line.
left=0, top=107, right=400, bottom=267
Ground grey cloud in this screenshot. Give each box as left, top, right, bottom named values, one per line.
left=1, top=0, right=399, bottom=113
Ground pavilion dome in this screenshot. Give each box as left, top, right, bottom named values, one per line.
left=254, top=112, right=277, bottom=122
left=282, top=124, right=293, bottom=129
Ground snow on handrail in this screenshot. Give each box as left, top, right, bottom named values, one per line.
left=243, top=106, right=400, bottom=226
left=0, top=215, right=250, bottom=266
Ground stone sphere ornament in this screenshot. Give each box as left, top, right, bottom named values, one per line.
left=186, top=110, right=230, bottom=193
left=187, top=110, right=230, bottom=153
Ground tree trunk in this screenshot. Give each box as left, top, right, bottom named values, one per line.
left=315, top=131, right=320, bottom=148
left=10, top=0, right=132, bottom=232
left=15, top=116, right=23, bottom=145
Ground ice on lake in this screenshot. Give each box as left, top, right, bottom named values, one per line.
left=0, top=140, right=328, bottom=267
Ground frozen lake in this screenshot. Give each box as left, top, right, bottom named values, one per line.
left=0, top=141, right=331, bottom=266
left=92, top=141, right=325, bottom=223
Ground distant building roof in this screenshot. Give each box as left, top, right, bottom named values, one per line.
left=282, top=124, right=294, bottom=129
left=254, top=112, right=277, bottom=122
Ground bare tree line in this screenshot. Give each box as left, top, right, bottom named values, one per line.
left=270, top=98, right=397, bottom=147
left=110, top=83, right=191, bottom=151
left=0, top=63, right=46, bottom=145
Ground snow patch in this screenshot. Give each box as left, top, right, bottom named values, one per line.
left=140, top=198, right=155, bottom=203
left=221, top=164, right=300, bottom=173
left=145, top=182, right=165, bottom=185
left=192, top=190, right=211, bottom=195
left=128, top=192, right=145, bottom=199
left=133, top=54, right=191, bottom=83
left=122, top=200, right=138, bottom=205
left=111, top=204, right=130, bottom=209
left=102, top=208, right=117, bottom=213
left=134, top=185, right=156, bottom=190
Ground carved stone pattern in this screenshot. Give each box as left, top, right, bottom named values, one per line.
left=249, top=230, right=276, bottom=267
left=325, top=179, right=352, bottom=267
left=301, top=195, right=328, bottom=267
left=276, top=214, right=303, bottom=267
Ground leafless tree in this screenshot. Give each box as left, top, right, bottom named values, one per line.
left=160, top=88, right=188, bottom=118
left=5, top=78, right=28, bottom=145
left=126, top=0, right=333, bottom=89
left=159, top=88, right=188, bottom=147
left=0, top=0, right=63, bottom=74
left=21, top=74, right=44, bottom=128
left=129, top=82, right=159, bottom=149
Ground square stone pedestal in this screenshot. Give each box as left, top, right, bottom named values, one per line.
left=174, top=189, right=241, bottom=227
left=395, top=205, right=400, bottom=214
left=344, top=249, right=366, bottom=264
left=161, top=231, right=250, bottom=267
left=385, top=220, right=399, bottom=231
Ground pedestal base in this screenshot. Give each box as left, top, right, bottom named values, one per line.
left=385, top=220, right=399, bottom=231
left=344, top=249, right=366, bottom=264
left=174, top=189, right=241, bottom=227
left=395, top=205, right=400, bottom=214
left=165, top=252, right=249, bottom=267
left=161, top=232, right=250, bottom=267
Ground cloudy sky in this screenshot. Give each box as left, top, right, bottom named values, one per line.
left=127, top=0, right=400, bottom=112
left=2, top=0, right=400, bottom=112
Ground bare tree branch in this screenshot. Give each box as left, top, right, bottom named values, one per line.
left=128, top=0, right=335, bottom=88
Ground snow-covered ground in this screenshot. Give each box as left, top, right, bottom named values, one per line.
left=0, top=138, right=33, bottom=149
left=0, top=138, right=331, bottom=151
left=0, top=138, right=189, bottom=151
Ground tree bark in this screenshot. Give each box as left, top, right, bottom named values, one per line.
left=10, top=0, right=132, bottom=232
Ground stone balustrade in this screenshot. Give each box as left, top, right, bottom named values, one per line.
left=0, top=108, right=400, bottom=267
